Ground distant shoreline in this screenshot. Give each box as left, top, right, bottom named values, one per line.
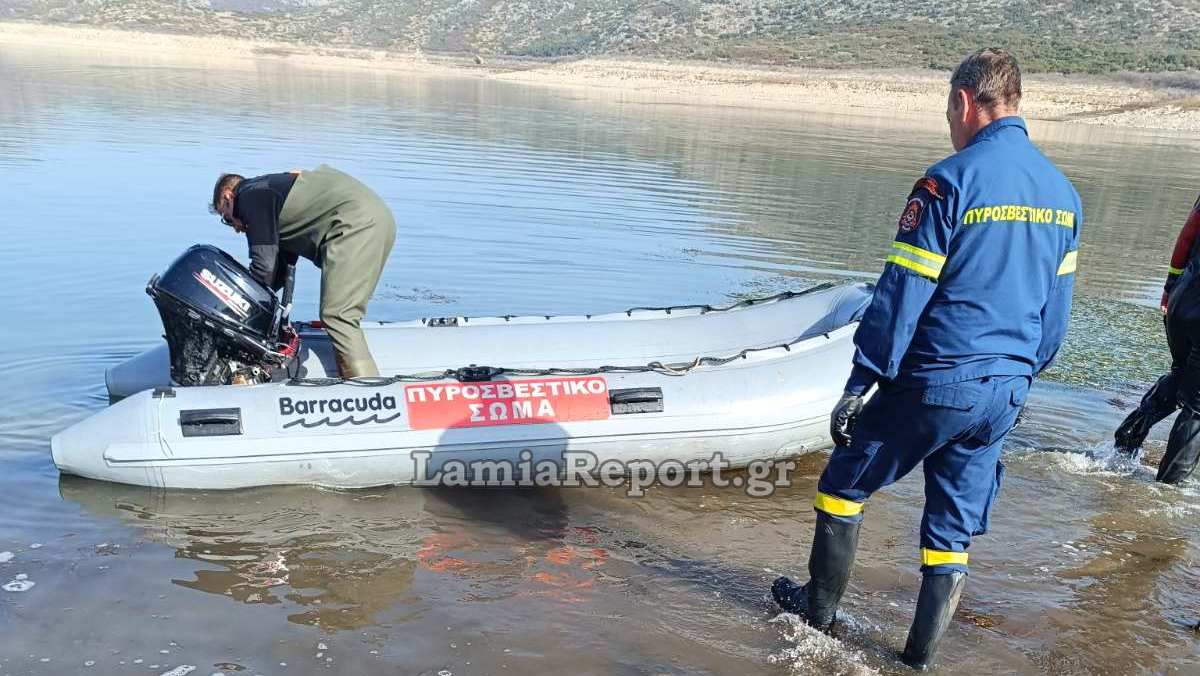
left=3, top=20, right=1200, bottom=132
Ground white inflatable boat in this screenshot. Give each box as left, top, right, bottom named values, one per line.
left=51, top=246, right=872, bottom=489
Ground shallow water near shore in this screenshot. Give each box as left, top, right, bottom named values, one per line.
left=1, top=42, right=1199, bottom=675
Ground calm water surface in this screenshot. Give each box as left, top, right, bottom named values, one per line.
left=1, top=44, right=1198, bottom=675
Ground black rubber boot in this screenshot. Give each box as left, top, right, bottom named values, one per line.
left=1115, top=373, right=1179, bottom=453
left=770, top=575, right=808, bottom=615
left=900, top=571, right=967, bottom=671
left=1159, top=405, right=1200, bottom=484
left=771, top=510, right=861, bottom=631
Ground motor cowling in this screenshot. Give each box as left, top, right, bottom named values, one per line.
left=147, top=244, right=297, bottom=386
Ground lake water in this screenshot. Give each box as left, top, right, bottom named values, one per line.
left=1, top=42, right=1198, bottom=675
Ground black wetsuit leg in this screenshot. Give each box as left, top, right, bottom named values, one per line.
left=1114, top=370, right=1179, bottom=452
left=1159, top=273, right=1200, bottom=483
left=1115, top=309, right=1184, bottom=453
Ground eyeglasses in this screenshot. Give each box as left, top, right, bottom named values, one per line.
left=209, top=202, right=236, bottom=227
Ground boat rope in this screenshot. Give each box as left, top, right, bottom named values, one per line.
left=411, top=285, right=841, bottom=326
left=286, top=334, right=822, bottom=387
left=618, top=286, right=830, bottom=316
left=155, top=388, right=176, bottom=458
left=403, top=285, right=834, bottom=326
left=285, top=284, right=841, bottom=387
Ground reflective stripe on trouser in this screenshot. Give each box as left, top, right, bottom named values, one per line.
left=921, top=548, right=968, bottom=567
left=318, top=209, right=396, bottom=378
left=814, top=492, right=864, bottom=518
left=816, top=376, right=1029, bottom=573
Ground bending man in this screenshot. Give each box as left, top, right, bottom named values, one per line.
left=771, top=49, right=1081, bottom=670
left=211, top=165, right=396, bottom=378
left=1114, top=197, right=1200, bottom=483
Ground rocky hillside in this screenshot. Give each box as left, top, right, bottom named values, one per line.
left=3, top=0, right=1199, bottom=73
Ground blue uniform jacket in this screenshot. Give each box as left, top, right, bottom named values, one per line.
left=846, top=117, right=1081, bottom=394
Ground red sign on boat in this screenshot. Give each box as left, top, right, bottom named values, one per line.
left=404, top=377, right=611, bottom=430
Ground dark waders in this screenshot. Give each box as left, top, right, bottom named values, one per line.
left=1117, top=267, right=1200, bottom=483
left=278, top=165, right=396, bottom=378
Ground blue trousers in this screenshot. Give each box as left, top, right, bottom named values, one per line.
left=816, top=376, right=1029, bottom=574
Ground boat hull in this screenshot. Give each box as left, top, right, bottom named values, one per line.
left=54, top=283, right=871, bottom=489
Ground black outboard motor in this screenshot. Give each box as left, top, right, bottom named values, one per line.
left=147, top=245, right=298, bottom=386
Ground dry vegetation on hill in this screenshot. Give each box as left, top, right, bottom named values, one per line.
left=2, top=0, right=1200, bottom=74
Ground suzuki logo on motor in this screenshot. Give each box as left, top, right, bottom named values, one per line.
left=195, top=268, right=252, bottom=317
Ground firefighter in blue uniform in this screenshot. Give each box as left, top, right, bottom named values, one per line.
left=771, top=49, right=1081, bottom=670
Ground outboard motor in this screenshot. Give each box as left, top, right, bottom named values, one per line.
left=147, top=245, right=298, bottom=386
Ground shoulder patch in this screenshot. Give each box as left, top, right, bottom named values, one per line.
left=898, top=176, right=941, bottom=233
left=909, top=176, right=944, bottom=201
left=899, top=196, right=924, bottom=233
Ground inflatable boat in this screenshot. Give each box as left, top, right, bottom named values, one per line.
left=51, top=246, right=873, bottom=489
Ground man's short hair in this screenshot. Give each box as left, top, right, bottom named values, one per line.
left=210, top=173, right=243, bottom=214
left=950, top=48, right=1022, bottom=110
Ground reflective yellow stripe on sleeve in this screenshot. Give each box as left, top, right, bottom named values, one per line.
left=921, top=548, right=969, bottom=567
left=1169, top=266, right=1184, bottom=276
left=814, top=492, right=864, bottom=517
left=1057, top=250, right=1078, bottom=276
left=886, top=241, right=946, bottom=281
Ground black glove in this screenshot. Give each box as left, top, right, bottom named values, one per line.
left=830, top=393, right=864, bottom=448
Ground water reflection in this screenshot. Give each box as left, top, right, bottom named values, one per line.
left=57, top=477, right=625, bottom=630
left=4, top=41, right=1200, bottom=319
left=59, top=479, right=422, bottom=628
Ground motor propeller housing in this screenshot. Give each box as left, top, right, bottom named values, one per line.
left=147, top=244, right=296, bottom=386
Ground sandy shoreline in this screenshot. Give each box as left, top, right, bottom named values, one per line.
left=3, top=20, right=1200, bottom=132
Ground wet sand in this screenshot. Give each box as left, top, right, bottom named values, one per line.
left=2, top=21, right=1200, bottom=131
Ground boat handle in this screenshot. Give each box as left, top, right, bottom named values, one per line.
left=179, top=408, right=243, bottom=437
left=610, top=388, right=662, bottom=403
left=610, top=388, right=664, bottom=414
